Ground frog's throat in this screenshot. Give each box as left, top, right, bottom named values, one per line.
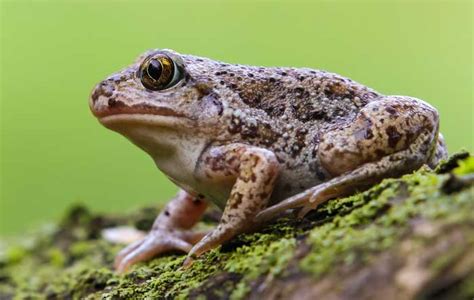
left=98, top=113, right=202, bottom=162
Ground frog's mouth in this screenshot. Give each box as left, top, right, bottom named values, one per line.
left=92, top=100, right=184, bottom=118
left=91, top=99, right=194, bottom=128
left=99, top=112, right=193, bottom=130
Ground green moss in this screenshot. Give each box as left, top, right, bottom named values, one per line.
left=300, top=165, right=474, bottom=277
left=47, top=247, right=66, bottom=267
left=5, top=246, right=28, bottom=265
left=454, top=156, right=474, bottom=175
left=1, top=153, right=473, bottom=299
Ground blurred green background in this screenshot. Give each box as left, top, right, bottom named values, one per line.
left=1, top=1, right=472, bottom=236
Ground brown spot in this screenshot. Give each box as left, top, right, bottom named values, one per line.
left=294, top=87, right=305, bottom=95
left=250, top=173, right=257, bottom=182
left=194, top=83, right=212, bottom=97
left=375, top=149, right=386, bottom=157
left=226, top=156, right=238, bottom=166
left=354, top=126, right=374, bottom=140
left=241, top=122, right=259, bottom=139
left=365, top=128, right=374, bottom=139
left=257, top=123, right=279, bottom=146
left=238, top=90, right=263, bottom=106
left=329, top=82, right=347, bottom=95
left=230, top=192, right=243, bottom=209
left=385, top=106, right=398, bottom=116
left=386, top=126, right=402, bottom=148
left=324, top=143, right=334, bottom=151
left=316, top=170, right=326, bottom=181
left=107, top=98, right=126, bottom=108
left=405, top=130, right=416, bottom=147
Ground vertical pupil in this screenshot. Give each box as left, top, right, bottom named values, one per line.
left=147, top=59, right=162, bottom=80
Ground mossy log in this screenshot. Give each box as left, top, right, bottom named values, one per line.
left=1, top=152, right=473, bottom=300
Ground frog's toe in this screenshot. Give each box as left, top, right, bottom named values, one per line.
left=298, top=203, right=318, bottom=219
left=182, top=255, right=195, bottom=269
left=114, top=233, right=193, bottom=273
left=115, top=238, right=157, bottom=273
left=114, top=239, right=143, bottom=269
left=296, top=184, right=337, bottom=218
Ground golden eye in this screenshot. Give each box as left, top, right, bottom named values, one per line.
left=139, top=53, right=183, bottom=90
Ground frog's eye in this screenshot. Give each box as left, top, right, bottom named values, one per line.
left=138, top=53, right=183, bottom=91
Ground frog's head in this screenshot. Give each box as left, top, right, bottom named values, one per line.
left=89, top=49, right=226, bottom=157
left=90, top=49, right=226, bottom=127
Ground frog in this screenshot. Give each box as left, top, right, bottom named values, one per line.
left=89, top=49, right=448, bottom=273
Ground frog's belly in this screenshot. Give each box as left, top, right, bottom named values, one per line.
left=190, top=166, right=326, bottom=210
left=195, top=179, right=234, bottom=210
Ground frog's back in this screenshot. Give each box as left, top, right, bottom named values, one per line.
left=182, top=54, right=381, bottom=131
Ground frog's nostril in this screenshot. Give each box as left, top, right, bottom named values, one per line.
left=90, top=80, right=114, bottom=105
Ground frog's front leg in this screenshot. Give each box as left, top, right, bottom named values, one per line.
left=257, top=96, right=447, bottom=222
left=114, top=190, right=208, bottom=273
left=183, top=144, right=279, bottom=267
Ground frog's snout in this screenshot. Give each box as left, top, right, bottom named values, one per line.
left=89, top=80, right=117, bottom=117
left=90, top=80, right=113, bottom=107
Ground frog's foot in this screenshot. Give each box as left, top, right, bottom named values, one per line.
left=184, top=144, right=279, bottom=267
left=113, top=190, right=208, bottom=273
left=114, top=227, right=208, bottom=273
left=254, top=181, right=344, bottom=222
left=257, top=96, right=446, bottom=221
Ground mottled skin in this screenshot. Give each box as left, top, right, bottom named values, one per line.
left=89, top=49, right=447, bottom=272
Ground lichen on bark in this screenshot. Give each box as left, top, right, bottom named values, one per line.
left=1, top=152, right=473, bottom=300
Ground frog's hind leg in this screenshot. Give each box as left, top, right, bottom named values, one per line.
left=256, top=96, right=443, bottom=222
